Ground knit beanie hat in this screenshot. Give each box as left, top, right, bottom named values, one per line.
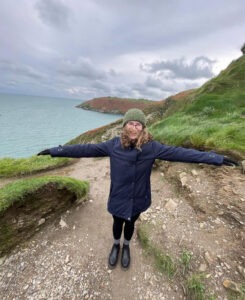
left=123, top=108, right=146, bottom=127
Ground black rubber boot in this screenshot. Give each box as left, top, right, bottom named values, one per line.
left=108, top=244, right=120, bottom=269
left=121, top=244, right=130, bottom=269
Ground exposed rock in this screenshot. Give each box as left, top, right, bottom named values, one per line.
left=223, top=280, right=241, bottom=293
left=65, top=255, right=70, bottom=264
left=179, top=172, right=188, bottom=187
left=164, top=199, right=178, bottom=212
left=237, top=265, right=245, bottom=278
left=199, top=263, right=207, bottom=272
left=191, top=169, right=198, bottom=176
left=241, top=160, right=245, bottom=174
left=0, top=255, right=6, bottom=266
left=59, top=219, right=68, bottom=229
left=214, top=218, right=221, bottom=225
left=38, top=218, right=45, bottom=226
left=140, top=213, right=148, bottom=221
left=180, top=176, right=188, bottom=187
left=204, top=251, right=214, bottom=265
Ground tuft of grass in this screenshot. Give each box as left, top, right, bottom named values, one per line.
left=186, top=274, right=218, bottom=300
left=137, top=223, right=176, bottom=279
left=0, top=175, right=89, bottom=214
left=179, top=249, right=193, bottom=275
left=151, top=246, right=177, bottom=278
left=137, top=223, right=151, bottom=249
left=0, top=155, right=73, bottom=178
left=186, top=274, right=206, bottom=300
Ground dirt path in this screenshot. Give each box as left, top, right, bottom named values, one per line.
left=0, top=157, right=244, bottom=299
left=0, top=158, right=178, bottom=300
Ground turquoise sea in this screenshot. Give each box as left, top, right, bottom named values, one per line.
left=0, top=94, right=121, bottom=158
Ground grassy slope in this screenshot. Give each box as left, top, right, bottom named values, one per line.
left=0, top=175, right=89, bottom=214
left=149, top=55, right=245, bottom=159
left=0, top=155, right=74, bottom=178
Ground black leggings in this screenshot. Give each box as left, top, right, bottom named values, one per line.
left=112, top=213, right=140, bottom=241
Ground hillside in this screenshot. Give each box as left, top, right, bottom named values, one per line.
left=149, top=54, right=245, bottom=159
left=76, top=96, right=156, bottom=114
left=69, top=55, right=245, bottom=159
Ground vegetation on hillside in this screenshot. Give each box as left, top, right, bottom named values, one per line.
left=149, top=55, right=245, bottom=159
left=0, top=155, right=74, bottom=178
left=76, top=96, right=156, bottom=114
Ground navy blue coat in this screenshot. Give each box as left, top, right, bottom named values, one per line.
left=50, top=137, right=223, bottom=221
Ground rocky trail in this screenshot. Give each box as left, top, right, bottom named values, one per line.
left=0, top=157, right=244, bottom=300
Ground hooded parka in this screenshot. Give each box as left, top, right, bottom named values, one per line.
left=49, top=137, right=224, bottom=221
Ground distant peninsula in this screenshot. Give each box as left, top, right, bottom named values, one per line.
left=76, top=96, right=156, bottom=114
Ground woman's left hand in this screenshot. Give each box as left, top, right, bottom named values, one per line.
left=223, top=157, right=239, bottom=166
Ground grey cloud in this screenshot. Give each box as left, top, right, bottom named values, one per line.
left=145, top=76, right=176, bottom=92
left=58, top=57, right=107, bottom=80
left=91, top=80, right=111, bottom=94
left=130, top=82, right=168, bottom=100
left=112, top=84, right=132, bottom=95
left=109, top=69, right=117, bottom=77
left=0, top=60, right=44, bottom=80
left=141, top=56, right=216, bottom=79
left=35, top=0, right=71, bottom=30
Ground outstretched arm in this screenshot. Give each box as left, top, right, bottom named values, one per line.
left=37, top=138, right=116, bottom=158
left=152, top=141, right=238, bottom=166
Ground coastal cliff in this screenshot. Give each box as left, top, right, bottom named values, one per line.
left=76, top=96, right=156, bottom=114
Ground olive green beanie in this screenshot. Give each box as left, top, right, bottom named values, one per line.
left=122, top=108, right=146, bottom=127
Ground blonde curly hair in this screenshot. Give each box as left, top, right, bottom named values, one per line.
left=120, top=126, right=153, bottom=151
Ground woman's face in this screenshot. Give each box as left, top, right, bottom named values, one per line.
left=125, top=121, right=143, bottom=140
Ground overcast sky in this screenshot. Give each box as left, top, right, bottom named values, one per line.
left=0, top=0, right=244, bottom=101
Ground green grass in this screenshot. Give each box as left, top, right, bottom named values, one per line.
left=186, top=274, right=217, bottom=300
left=180, top=249, right=193, bottom=275
left=186, top=274, right=206, bottom=300
left=137, top=223, right=177, bottom=278
left=0, top=175, right=89, bottom=214
left=149, top=55, right=245, bottom=159
left=0, top=155, right=73, bottom=178
left=149, top=91, right=245, bottom=158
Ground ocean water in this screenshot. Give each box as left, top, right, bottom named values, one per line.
left=0, top=94, right=122, bottom=158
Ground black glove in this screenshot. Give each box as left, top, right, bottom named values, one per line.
left=37, top=149, right=51, bottom=156
left=223, top=157, right=239, bottom=166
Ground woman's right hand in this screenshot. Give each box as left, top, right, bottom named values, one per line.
left=37, top=149, right=51, bottom=156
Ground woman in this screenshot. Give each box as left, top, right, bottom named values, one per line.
left=37, top=108, right=238, bottom=270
